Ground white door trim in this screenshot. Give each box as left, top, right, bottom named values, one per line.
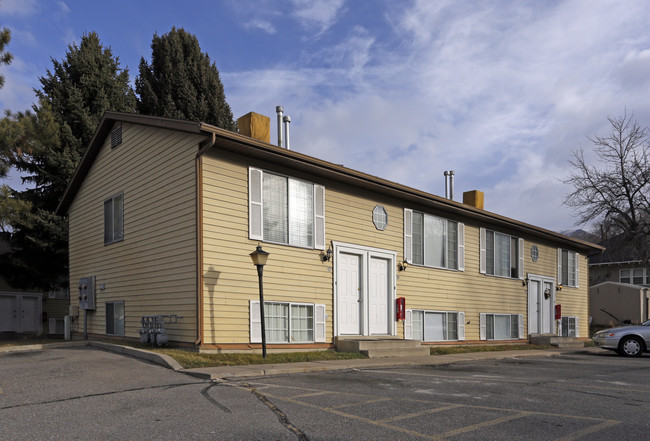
left=333, top=241, right=396, bottom=337
left=527, top=273, right=555, bottom=335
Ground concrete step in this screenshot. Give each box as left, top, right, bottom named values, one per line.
left=529, top=334, right=585, bottom=348
left=336, top=338, right=422, bottom=353
left=362, top=347, right=431, bottom=358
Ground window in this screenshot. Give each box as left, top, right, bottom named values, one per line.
left=620, top=269, right=646, bottom=285
left=406, top=310, right=465, bottom=341
left=250, top=301, right=326, bottom=343
left=480, top=313, right=523, bottom=340
left=480, top=229, right=523, bottom=279
left=560, top=316, right=579, bottom=337
left=373, top=205, right=388, bottom=230
left=557, top=249, right=579, bottom=287
left=48, top=288, right=69, bottom=300
left=104, top=193, right=124, bottom=245
left=106, top=301, right=125, bottom=336
left=249, top=168, right=325, bottom=250
left=404, top=209, right=464, bottom=270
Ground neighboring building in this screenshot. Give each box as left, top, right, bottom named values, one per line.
left=56, top=111, right=602, bottom=351
left=0, top=241, right=69, bottom=334
left=589, top=235, right=650, bottom=326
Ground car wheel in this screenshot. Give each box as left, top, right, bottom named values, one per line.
left=618, top=336, right=644, bottom=357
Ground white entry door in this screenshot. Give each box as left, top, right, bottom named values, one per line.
left=337, top=252, right=362, bottom=335
left=527, top=275, right=555, bottom=335
left=334, top=243, right=396, bottom=337
left=368, top=257, right=390, bottom=335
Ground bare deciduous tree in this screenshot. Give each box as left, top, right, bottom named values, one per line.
left=564, top=112, right=650, bottom=260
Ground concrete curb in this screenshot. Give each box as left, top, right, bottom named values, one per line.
left=1, top=340, right=605, bottom=380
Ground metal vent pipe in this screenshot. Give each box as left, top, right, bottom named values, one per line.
left=283, top=115, right=291, bottom=150
left=444, top=171, right=449, bottom=199
left=276, top=106, right=284, bottom=148
left=449, top=170, right=455, bottom=200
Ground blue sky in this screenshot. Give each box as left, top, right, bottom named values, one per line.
left=2, top=0, right=650, bottom=232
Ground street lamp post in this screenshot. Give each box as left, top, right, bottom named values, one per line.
left=250, top=245, right=269, bottom=358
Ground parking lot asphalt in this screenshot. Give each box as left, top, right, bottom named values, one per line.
left=0, top=340, right=605, bottom=379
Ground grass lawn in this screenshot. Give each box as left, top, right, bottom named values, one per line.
left=429, top=344, right=554, bottom=355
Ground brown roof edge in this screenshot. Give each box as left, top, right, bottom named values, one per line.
left=56, top=112, right=204, bottom=215
left=197, top=123, right=604, bottom=253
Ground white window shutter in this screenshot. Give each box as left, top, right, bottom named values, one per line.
left=557, top=248, right=563, bottom=284
left=575, top=317, right=579, bottom=338
left=479, top=313, right=486, bottom=340
left=314, top=303, right=326, bottom=342
left=404, top=309, right=413, bottom=339
left=518, top=238, right=525, bottom=280
left=518, top=314, right=524, bottom=339
left=458, top=312, right=465, bottom=340
left=250, top=300, right=262, bottom=343
left=558, top=317, right=563, bottom=336
left=479, top=228, right=487, bottom=274
left=404, top=209, right=413, bottom=263
left=574, top=252, right=580, bottom=288
left=249, top=168, right=264, bottom=241
left=457, top=223, right=465, bottom=271
left=313, top=185, right=326, bottom=250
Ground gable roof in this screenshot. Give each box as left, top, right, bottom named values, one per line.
left=57, top=111, right=603, bottom=253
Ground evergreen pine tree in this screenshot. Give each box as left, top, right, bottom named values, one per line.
left=136, top=27, right=236, bottom=130
left=0, top=32, right=136, bottom=290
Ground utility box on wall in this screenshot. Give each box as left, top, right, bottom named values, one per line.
left=78, top=276, right=96, bottom=310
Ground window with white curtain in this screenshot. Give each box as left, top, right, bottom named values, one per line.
left=264, top=302, right=314, bottom=343
left=410, top=310, right=460, bottom=341
left=411, top=211, right=459, bottom=269
left=484, top=230, right=520, bottom=278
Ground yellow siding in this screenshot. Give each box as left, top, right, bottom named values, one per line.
left=67, top=123, right=201, bottom=342
left=201, top=149, right=592, bottom=343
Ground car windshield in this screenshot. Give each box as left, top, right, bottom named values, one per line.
left=643, top=320, right=650, bottom=327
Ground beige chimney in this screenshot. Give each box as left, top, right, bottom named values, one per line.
left=463, top=190, right=484, bottom=210
left=237, top=112, right=270, bottom=143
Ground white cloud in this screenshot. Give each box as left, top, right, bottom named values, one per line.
left=244, top=19, right=276, bottom=34
left=57, top=1, right=70, bottom=14
left=0, top=0, right=38, bottom=17
left=290, top=0, right=346, bottom=35
left=225, top=1, right=650, bottom=232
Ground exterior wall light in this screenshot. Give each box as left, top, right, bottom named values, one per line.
left=398, top=260, right=409, bottom=271
left=321, top=247, right=332, bottom=262
left=556, top=284, right=563, bottom=292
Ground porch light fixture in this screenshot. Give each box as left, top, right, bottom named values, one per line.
left=556, top=284, right=563, bottom=292
left=398, top=260, right=409, bottom=271
left=321, top=247, right=332, bottom=262
left=250, top=245, right=270, bottom=358
left=522, top=276, right=529, bottom=287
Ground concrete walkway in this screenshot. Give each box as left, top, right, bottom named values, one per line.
left=1, top=340, right=604, bottom=380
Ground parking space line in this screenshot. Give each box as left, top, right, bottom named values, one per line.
left=554, top=420, right=621, bottom=441
left=440, top=410, right=533, bottom=437
left=292, top=391, right=336, bottom=399
left=264, top=392, right=444, bottom=440
left=329, top=397, right=392, bottom=409
left=377, top=404, right=462, bottom=423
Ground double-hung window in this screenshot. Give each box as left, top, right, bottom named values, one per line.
left=480, top=313, right=523, bottom=340
left=557, top=249, right=579, bottom=287
left=249, top=168, right=325, bottom=250
left=559, top=316, right=579, bottom=337
left=104, top=193, right=124, bottom=245
left=620, top=268, right=646, bottom=285
left=480, top=228, right=524, bottom=279
left=405, top=310, right=465, bottom=341
left=250, top=301, right=326, bottom=343
left=404, top=209, right=465, bottom=270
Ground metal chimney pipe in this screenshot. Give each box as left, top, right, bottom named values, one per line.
left=276, top=106, right=284, bottom=148
left=449, top=170, right=455, bottom=200
left=283, top=115, right=291, bottom=150
left=444, top=171, right=449, bottom=199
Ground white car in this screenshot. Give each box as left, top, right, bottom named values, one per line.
left=593, top=320, right=650, bottom=357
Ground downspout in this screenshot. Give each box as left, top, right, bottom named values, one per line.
left=195, top=132, right=216, bottom=346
